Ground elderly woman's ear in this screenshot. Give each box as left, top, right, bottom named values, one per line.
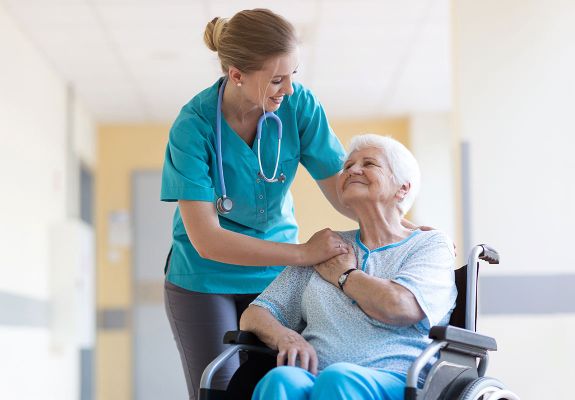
left=397, top=183, right=411, bottom=202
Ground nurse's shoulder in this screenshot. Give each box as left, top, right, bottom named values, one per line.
left=169, top=81, right=220, bottom=145
left=283, top=81, right=321, bottom=113
left=282, top=82, right=329, bottom=133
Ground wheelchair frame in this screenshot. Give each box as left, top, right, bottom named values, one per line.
left=199, top=245, right=520, bottom=400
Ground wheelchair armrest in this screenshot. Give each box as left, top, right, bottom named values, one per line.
left=223, top=330, right=268, bottom=348
left=429, top=325, right=497, bottom=351
left=201, top=331, right=276, bottom=392
left=406, top=326, right=497, bottom=396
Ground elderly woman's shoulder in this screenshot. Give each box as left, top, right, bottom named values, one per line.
left=415, top=229, right=455, bottom=251
left=336, top=229, right=359, bottom=244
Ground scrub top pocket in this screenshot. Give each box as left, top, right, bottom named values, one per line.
left=279, top=157, right=300, bottom=186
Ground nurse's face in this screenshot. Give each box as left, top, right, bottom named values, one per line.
left=242, top=50, right=299, bottom=112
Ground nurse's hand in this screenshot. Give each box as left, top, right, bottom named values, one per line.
left=302, top=228, right=348, bottom=265
left=276, top=330, right=318, bottom=375
left=401, top=218, right=431, bottom=231
left=400, top=219, right=457, bottom=256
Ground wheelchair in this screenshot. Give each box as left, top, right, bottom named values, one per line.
left=199, top=244, right=520, bottom=400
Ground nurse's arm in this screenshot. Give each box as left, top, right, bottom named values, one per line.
left=178, top=200, right=348, bottom=266
left=316, top=173, right=357, bottom=221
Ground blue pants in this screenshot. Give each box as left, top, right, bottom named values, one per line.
left=252, top=362, right=406, bottom=400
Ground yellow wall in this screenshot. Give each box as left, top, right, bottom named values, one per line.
left=95, top=118, right=408, bottom=399
left=96, top=124, right=170, bottom=400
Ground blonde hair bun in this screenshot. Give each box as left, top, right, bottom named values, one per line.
left=203, top=17, right=228, bottom=52
left=204, top=9, right=297, bottom=73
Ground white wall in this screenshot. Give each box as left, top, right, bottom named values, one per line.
left=455, top=0, right=575, bottom=398
left=0, top=3, right=96, bottom=399
left=410, top=113, right=456, bottom=239
left=0, top=7, right=66, bottom=298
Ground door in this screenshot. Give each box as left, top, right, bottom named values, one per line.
left=132, top=171, right=187, bottom=399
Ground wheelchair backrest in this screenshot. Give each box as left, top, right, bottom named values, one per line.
left=449, top=264, right=477, bottom=329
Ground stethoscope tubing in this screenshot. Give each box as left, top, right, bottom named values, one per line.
left=215, top=77, right=285, bottom=213
left=216, top=77, right=228, bottom=199
left=256, top=112, right=283, bottom=183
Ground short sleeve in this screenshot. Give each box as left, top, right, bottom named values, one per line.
left=251, top=266, right=313, bottom=332
left=392, top=232, right=457, bottom=330
left=161, top=116, right=215, bottom=202
left=296, top=88, right=345, bottom=180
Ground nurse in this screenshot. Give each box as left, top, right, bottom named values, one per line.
left=161, top=9, right=352, bottom=400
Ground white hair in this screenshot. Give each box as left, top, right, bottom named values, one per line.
left=346, top=133, right=421, bottom=216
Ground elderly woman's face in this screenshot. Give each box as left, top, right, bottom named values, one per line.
left=337, top=147, right=400, bottom=207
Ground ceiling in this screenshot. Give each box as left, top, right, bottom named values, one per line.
left=2, top=0, right=452, bottom=123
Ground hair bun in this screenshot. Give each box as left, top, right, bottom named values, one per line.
left=203, top=17, right=228, bottom=52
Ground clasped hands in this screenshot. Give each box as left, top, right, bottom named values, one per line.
left=314, top=242, right=357, bottom=287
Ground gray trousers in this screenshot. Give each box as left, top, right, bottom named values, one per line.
left=164, top=279, right=258, bottom=400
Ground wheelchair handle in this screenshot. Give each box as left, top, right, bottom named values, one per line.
left=478, top=244, right=500, bottom=264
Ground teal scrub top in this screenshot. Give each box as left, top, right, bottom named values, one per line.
left=161, top=78, right=345, bottom=294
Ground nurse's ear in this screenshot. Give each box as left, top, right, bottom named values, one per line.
left=228, top=67, right=243, bottom=87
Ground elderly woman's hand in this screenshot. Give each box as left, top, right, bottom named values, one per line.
left=314, top=243, right=357, bottom=287
left=276, top=330, right=318, bottom=375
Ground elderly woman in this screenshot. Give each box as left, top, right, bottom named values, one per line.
left=239, top=134, right=457, bottom=400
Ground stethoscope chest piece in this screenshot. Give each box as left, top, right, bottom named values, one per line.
left=216, top=196, right=233, bottom=214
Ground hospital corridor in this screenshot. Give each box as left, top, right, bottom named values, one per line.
left=1, top=0, right=574, bottom=399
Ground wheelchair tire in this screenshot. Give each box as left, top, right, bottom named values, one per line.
left=457, top=377, right=508, bottom=400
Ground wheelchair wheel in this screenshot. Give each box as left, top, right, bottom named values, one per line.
left=457, top=377, right=515, bottom=400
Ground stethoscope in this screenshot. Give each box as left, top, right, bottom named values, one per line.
left=216, top=77, right=286, bottom=215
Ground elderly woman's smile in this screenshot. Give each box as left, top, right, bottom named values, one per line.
left=344, top=177, right=368, bottom=187
left=337, top=147, right=399, bottom=208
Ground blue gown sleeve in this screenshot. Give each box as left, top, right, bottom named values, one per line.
left=251, top=266, right=314, bottom=332
left=392, top=231, right=457, bottom=330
